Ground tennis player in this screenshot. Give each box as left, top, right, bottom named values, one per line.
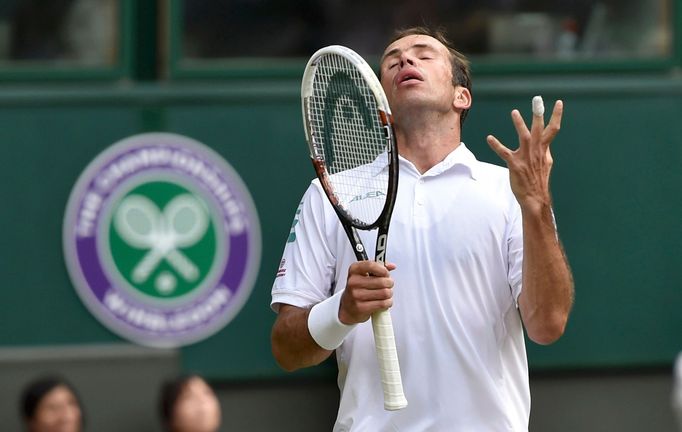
left=271, top=26, right=574, bottom=431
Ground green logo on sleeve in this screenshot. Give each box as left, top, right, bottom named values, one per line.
left=287, top=200, right=304, bottom=243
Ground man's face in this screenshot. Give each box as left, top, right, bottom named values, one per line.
left=380, top=34, right=457, bottom=115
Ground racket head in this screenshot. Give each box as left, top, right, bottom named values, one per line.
left=301, top=45, right=398, bottom=230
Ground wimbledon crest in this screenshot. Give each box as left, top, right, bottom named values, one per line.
left=63, top=133, right=261, bottom=348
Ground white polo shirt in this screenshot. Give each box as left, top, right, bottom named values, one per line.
left=272, top=144, right=529, bottom=431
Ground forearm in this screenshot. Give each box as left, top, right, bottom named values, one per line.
left=519, top=203, right=574, bottom=345
left=271, top=304, right=333, bottom=371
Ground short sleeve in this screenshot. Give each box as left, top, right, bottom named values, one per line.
left=271, top=182, right=337, bottom=312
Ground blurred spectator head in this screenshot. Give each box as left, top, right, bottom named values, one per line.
left=20, top=375, right=83, bottom=432
left=159, top=374, right=221, bottom=432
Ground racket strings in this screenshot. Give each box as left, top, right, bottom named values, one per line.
left=309, top=54, right=389, bottom=226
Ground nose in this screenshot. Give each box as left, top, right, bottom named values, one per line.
left=399, top=52, right=415, bottom=68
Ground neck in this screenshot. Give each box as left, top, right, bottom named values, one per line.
left=393, top=109, right=462, bottom=174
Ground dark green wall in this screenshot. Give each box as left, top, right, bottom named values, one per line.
left=0, top=76, right=680, bottom=379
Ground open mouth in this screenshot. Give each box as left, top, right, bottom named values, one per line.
left=397, top=70, right=424, bottom=85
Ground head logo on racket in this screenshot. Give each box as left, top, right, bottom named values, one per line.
left=322, top=71, right=375, bottom=168
left=63, top=133, right=261, bottom=348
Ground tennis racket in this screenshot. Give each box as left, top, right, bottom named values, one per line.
left=301, top=45, right=407, bottom=410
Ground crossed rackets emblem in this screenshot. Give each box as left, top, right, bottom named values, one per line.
left=114, top=194, right=209, bottom=294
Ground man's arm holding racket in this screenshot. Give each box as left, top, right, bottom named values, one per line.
left=272, top=261, right=396, bottom=371
left=271, top=304, right=332, bottom=371
left=487, top=97, right=574, bottom=345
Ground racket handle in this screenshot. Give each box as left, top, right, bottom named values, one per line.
left=371, top=309, right=407, bottom=410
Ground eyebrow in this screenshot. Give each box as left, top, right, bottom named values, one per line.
left=381, top=43, right=436, bottom=63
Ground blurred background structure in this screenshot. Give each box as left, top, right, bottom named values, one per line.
left=0, top=0, right=680, bottom=430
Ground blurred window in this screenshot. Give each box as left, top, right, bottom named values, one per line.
left=178, top=0, right=672, bottom=61
left=0, top=0, right=119, bottom=67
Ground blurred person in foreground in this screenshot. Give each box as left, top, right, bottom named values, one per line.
left=20, top=375, right=83, bottom=432
left=159, top=374, right=222, bottom=432
left=271, top=25, right=574, bottom=430
left=674, top=352, right=682, bottom=431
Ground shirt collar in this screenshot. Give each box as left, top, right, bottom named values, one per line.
left=398, top=143, right=479, bottom=180
left=369, top=152, right=391, bottom=177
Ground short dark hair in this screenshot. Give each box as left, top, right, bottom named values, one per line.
left=386, top=26, right=472, bottom=126
left=20, top=375, right=83, bottom=422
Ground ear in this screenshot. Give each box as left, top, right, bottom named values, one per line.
left=453, top=87, right=472, bottom=110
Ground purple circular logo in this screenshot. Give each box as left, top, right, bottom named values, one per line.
left=63, top=133, right=261, bottom=347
